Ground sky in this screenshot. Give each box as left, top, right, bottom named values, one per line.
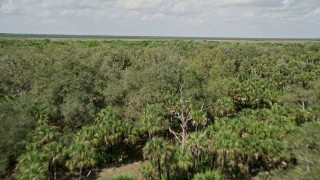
left=0, top=0, right=320, bottom=38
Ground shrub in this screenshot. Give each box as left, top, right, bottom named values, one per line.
left=193, top=170, right=223, bottom=180
left=112, top=172, right=137, bottom=180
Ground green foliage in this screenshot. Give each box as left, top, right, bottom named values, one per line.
left=0, top=39, right=319, bottom=179
left=64, top=139, right=96, bottom=172
left=112, top=172, right=137, bottom=180
left=213, top=97, right=235, bottom=117
left=168, top=146, right=193, bottom=172
left=15, top=119, right=62, bottom=179
left=143, top=137, right=171, bottom=163
left=203, top=107, right=295, bottom=177
left=95, top=106, right=139, bottom=145
left=15, top=150, right=47, bottom=179
left=85, top=40, right=100, bottom=47
left=230, top=78, right=278, bottom=108
left=143, top=137, right=171, bottom=180
left=261, top=122, right=320, bottom=179
left=0, top=96, right=36, bottom=174
left=193, top=170, right=223, bottom=180
left=139, top=163, right=155, bottom=179
left=281, top=80, right=320, bottom=123
left=139, top=103, right=168, bottom=137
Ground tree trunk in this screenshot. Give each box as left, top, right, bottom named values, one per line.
left=192, top=157, right=196, bottom=174
left=235, top=152, right=239, bottom=169
left=182, top=125, right=186, bottom=149
left=166, top=166, right=170, bottom=180
left=197, top=151, right=201, bottom=167
left=48, top=159, right=53, bottom=180
left=54, top=163, right=57, bottom=180
left=79, top=169, right=82, bottom=180
left=148, top=131, right=152, bottom=138
left=211, top=152, right=217, bottom=170
left=185, top=170, right=189, bottom=180
left=221, top=151, right=226, bottom=174
left=157, top=156, right=162, bottom=180
left=109, top=145, right=113, bottom=163
left=48, top=158, right=55, bottom=180
left=246, top=157, right=251, bottom=175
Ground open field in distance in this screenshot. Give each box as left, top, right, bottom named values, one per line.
left=1, top=33, right=320, bottom=43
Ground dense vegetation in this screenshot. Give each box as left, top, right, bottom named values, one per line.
left=0, top=39, right=319, bottom=179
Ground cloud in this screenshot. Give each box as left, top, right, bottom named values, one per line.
left=212, top=0, right=256, bottom=6
left=0, top=0, right=319, bottom=38
left=38, top=10, right=51, bottom=17
left=283, top=0, right=294, bottom=6
left=40, top=0, right=77, bottom=8
left=313, top=7, right=320, bottom=16
left=244, top=11, right=255, bottom=17
left=172, top=2, right=187, bottom=13
left=116, top=0, right=163, bottom=9
left=79, top=0, right=115, bottom=9
left=171, top=1, right=199, bottom=14
left=43, top=18, right=56, bottom=24
left=141, top=12, right=166, bottom=21
left=204, top=0, right=283, bottom=7
left=1, top=0, right=18, bottom=14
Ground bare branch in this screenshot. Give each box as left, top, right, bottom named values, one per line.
left=164, top=105, right=170, bottom=110
left=200, top=103, right=204, bottom=111
left=187, top=117, right=192, bottom=122
left=169, top=127, right=182, bottom=144
left=187, top=95, right=193, bottom=102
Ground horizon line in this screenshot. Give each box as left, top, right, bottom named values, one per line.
left=1, top=33, right=320, bottom=41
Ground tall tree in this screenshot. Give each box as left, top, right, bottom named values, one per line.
left=65, top=138, right=96, bottom=179
left=139, top=104, right=168, bottom=138
left=143, top=137, right=171, bottom=180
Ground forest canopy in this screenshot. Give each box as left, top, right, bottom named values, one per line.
left=0, top=39, right=319, bottom=179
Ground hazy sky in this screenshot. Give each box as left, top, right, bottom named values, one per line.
left=0, top=0, right=320, bottom=38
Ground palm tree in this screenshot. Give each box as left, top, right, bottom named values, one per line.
left=19, top=118, right=62, bottom=179
left=143, top=137, right=171, bottom=180
left=28, top=119, right=60, bottom=150
left=190, top=108, right=208, bottom=132
left=43, top=141, right=63, bottom=180
left=16, top=150, right=47, bottom=179
left=214, top=129, right=235, bottom=175
left=186, top=132, right=206, bottom=172
left=204, top=135, right=217, bottom=170
left=167, top=146, right=193, bottom=179
left=75, top=125, right=100, bottom=146
left=121, top=122, right=139, bottom=145
left=139, top=104, right=167, bottom=138
left=95, top=107, right=124, bottom=146
left=237, top=111, right=286, bottom=175
left=94, top=107, right=124, bottom=163
left=213, top=97, right=235, bottom=117
left=65, top=139, right=96, bottom=179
